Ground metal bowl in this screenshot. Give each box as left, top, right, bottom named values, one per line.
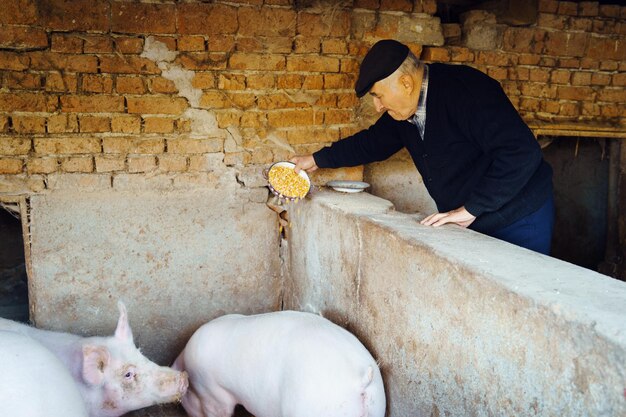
left=264, top=161, right=311, bottom=201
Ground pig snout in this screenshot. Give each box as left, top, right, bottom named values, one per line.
left=156, top=368, right=188, bottom=402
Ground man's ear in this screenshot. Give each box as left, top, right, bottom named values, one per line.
left=399, top=74, right=414, bottom=94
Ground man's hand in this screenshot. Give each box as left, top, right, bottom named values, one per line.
left=290, top=155, right=318, bottom=174
left=420, top=206, right=476, bottom=228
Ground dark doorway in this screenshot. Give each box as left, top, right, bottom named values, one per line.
left=541, top=137, right=610, bottom=272
left=0, top=206, right=28, bottom=322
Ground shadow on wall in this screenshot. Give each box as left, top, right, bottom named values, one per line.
left=0, top=207, right=28, bottom=322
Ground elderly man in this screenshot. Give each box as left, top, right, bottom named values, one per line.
left=291, top=39, right=554, bottom=255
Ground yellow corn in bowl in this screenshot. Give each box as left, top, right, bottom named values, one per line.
left=267, top=161, right=311, bottom=201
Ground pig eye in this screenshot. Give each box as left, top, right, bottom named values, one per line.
left=124, top=370, right=136, bottom=380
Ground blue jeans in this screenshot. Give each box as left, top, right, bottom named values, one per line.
left=488, top=195, right=555, bottom=255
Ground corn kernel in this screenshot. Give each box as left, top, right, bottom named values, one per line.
left=268, top=166, right=309, bottom=199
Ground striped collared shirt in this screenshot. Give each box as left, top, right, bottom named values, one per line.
left=409, top=64, right=429, bottom=140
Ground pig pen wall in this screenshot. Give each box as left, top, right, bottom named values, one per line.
left=283, top=190, right=626, bottom=417
left=25, top=186, right=282, bottom=364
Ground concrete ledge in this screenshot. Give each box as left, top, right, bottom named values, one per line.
left=285, top=190, right=626, bottom=417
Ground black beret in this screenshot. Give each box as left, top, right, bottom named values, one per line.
left=355, top=39, right=410, bottom=98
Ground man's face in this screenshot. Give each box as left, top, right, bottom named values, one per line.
left=369, top=73, right=417, bottom=121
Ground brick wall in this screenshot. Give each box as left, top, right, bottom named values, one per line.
left=0, top=0, right=624, bottom=193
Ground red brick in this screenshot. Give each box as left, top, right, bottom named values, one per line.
left=0, top=25, right=48, bottom=50
left=82, top=75, right=113, bottom=93
left=61, top=96, right=124, bottom=113
left=449, top=47, right=474, bottom=62
left=579, top=2, right=599, bottom=16
left=158, top=155, right=187, bottom=172
left=143, top=117, right=175, bottom=134
left=178, top=53, right=229, bottom=71
left=240, top=112, right=265, bottom=128
left=0, top=93, right=57, bottom=112
left=612, top=73, right=626, bottom=87
left=112, top=2, right=175, bottom=34
left=258, top=93, right=309, bottom=110
left=51, top=34, right=83, bottom=53
left=128, top=156, right=157, bottom=173
left=177, top=3, right=238, bottom=35
left=324, top=109, right=353, bottom=125
left=40, top=0, right=110, bottom=32
left=571, top=72, right=592, bottom=86
left=590, top=72, right=611, bottom=86
left=0, top=51, right=29, bottom=70
left=100, top=55, right=159, bottom=75
left=302, top=75, right=324, bottom=90
left=34, top=137, right=101, bottom=155
left=0, top=158, right=23, bottom=174
left=47, top=114, right=78, bottom=133
left=79, top=116, right=110, bottom=133
left=0, top=137, right=31, bottom=155
left=111, top=116, right=141, bottom=134
left=27, top=157, right=58, bottom=174
left=354, top=0, right=380, bottom=9
left=520, top=83, right=558, bottom=99
left=324, top=74, right=354, bottom=90
left=13, top=115, right=46, bottom=134
left=287, top=56, right=339, bottom=72
left=207, top=35, right=236, bottom=53
left=229, top=53, right=285, bottom=71
left=6, top=72, right=42, bottom=90
left=116, top=76, right=146, bottom=94
left=597, top=88, right=626, bottom=103
left=421, top=47, right=450, bottom=62
left=380, top=0, right=413, bottom=12
left=45, top=72, right=78, bottom=93
left=192, top=73, right=216, bottom=89
left=61, top=156, right=93, bottom=173
left=29, top=52, right=98, bottom=73
left=599, top=4, right=621, bottom=18
left=83, top=35, right=114, bottom=53
left=267, top=109, right=320, bottom=127
left=167, top=138, right=223, bottom=154
left=322, top=39, right=348, bottom=55
left=95, top=156, right=125, bottom=173
left=178, top=36, right=206, bottom=52
left=538, top=0, right=559, bottom=14
left=238, top=7, right=297, bottom=37
left=236, top=37, right=293, bottom=54
left=529, top=67, right=550, bottom=82
left=114, top=37, right=144, bottom=54
left=587, top=37, right=626, bottom=60
left=216, top=111, right=242, bottom=129
left=149, top=77, right=178, bottom=94
left=0, top=0, right=38, bottom=25
left=218, top=74, right=246, bottom=90
left=503, top=28, right=544, bottom=53
left=246, top=74, right=275, bottom=89
left=550, top=69, right=571, bottom=84
left=297, top=12, right=350, bottom=37
left=126, top=97, right=188, bottom=115
left=294, top=37, right=320, bottom=53
left=557, top=86, right=594, bottom=101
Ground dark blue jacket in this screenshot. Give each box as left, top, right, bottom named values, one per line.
left=313, top=63, right=553, bottom=234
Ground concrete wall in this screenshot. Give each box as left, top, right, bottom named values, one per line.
left=27, top=188, right=281, bottom=364
left=284, top=190, right=626, bottom=417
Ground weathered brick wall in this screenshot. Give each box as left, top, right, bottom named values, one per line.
left=0, top=0, right=624, bottom=194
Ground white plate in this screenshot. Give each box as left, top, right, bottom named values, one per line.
left=326, top=180, right=370, bottom=193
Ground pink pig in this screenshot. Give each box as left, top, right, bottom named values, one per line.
left=0, top=330, right=89, bottom=417
left=173, top=310, right=386, bottom=417
left=0, top=301, right=188, bottom=417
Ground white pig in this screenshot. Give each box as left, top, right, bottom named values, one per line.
left=0, top=330, right=89, bottom=417
left=0, top=301, right=188, bottom=417
left=173, top=310, right=386, bottom=417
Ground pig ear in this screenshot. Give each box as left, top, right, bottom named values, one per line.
left=82, top=345, right=110, bottom=386
left=114, top=300, right=134, bottom=343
